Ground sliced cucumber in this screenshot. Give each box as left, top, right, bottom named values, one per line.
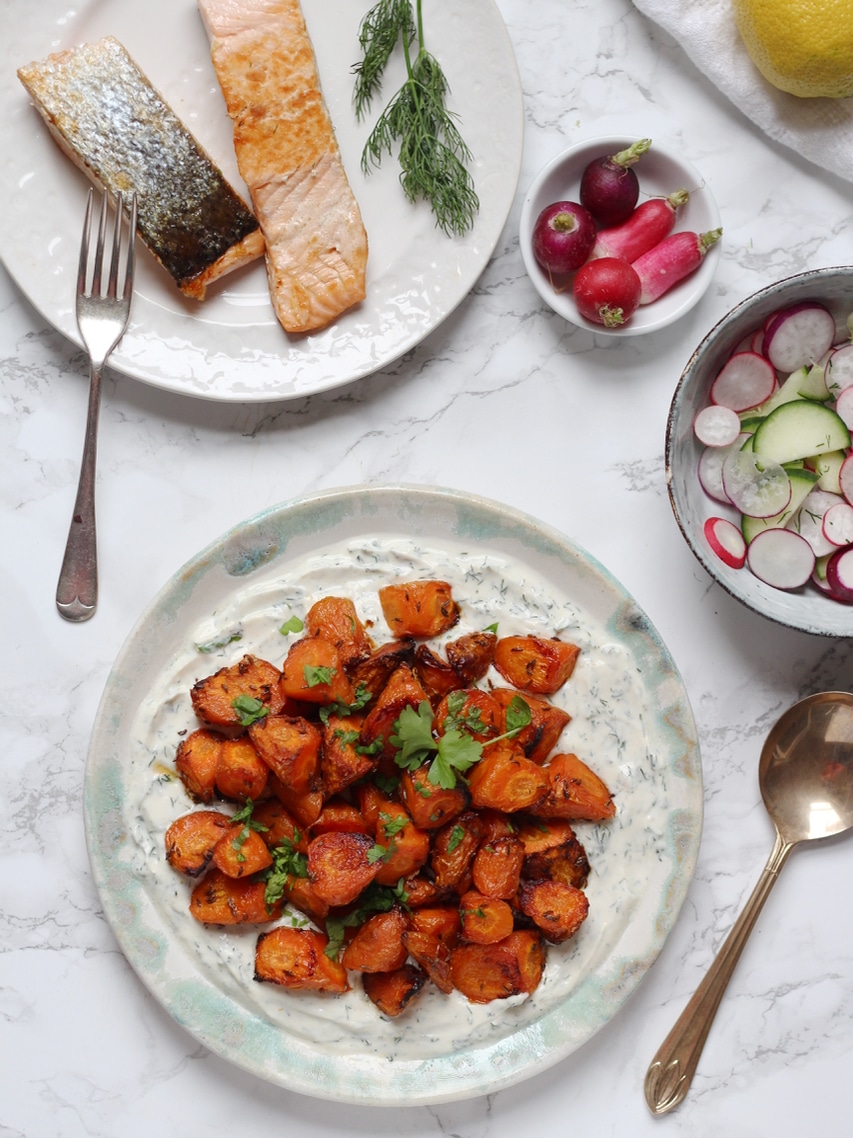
left=751, top=366, right=810, bottom=417
left=797, top=356, right=831, bottom=401
left=809, top=448, right=845, bottom=493
left=752, top=399, right=851, bottom=464
left=741, top=466, right=818, bottom=542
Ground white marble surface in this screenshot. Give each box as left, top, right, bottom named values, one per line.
left=3, top=0, right=853, bottom=1133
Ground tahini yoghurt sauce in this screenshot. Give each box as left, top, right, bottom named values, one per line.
left=125, top=537, right=657, bottom=1060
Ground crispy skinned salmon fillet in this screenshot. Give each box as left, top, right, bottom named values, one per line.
left=197, top=0, right=368, bottom=333
left=18, top=37, right=264, bottom=300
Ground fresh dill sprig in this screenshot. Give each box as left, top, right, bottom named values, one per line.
left=353, top=0, right=479, bottom=237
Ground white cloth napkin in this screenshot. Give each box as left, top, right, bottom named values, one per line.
left=631, top=0, right=853, bottom=185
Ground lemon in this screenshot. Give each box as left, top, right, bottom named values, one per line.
left=733, top=0, right=853, bottom=98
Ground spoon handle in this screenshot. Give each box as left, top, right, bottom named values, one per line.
left=644, top=830, right=794, bottom=1115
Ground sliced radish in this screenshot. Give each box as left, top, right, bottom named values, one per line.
left=763, top=302, right=836, bottom=373
left=746, top=528, right=815, bottom=589
left=698, top=434, right=750, bottom=503
left=709, top=351, right=776, bottom=412
left=824, top=547, right=853, bottom=602
left=750, top=328, right=765, bottom=355
left=835, top=385, right=853, bottom=429
left=839, top=452, right=853, bottom=505
left=791, top=487, right=844, bottom=557
left=704, top=516, right=746, bottom=569
left=825, top=343, right=853, bottom=396
left=822, top=501, right=853, bottom=546
left=693, top=404, right=741, bottom=447
left=721, top=451, right=792, bottom=518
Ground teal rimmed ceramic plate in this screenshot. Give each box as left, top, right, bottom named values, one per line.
left=84, top=485, right=702, bottom=1105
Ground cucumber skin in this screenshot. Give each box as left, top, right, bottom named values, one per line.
left=752, top=400, right=851, bottom=465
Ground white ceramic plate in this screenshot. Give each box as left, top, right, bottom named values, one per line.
left=84, top=485, right=702, bottom=1105
left=519, top=136, right=721, bottom=337
left=0, top=0, right=522, bottom=402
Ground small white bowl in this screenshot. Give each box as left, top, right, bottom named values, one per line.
left=667, top=266, right=853, bottom=637
left=519, top=136, right=722, bottom=337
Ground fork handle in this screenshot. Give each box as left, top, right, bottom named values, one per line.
left=56, top=363, right=103, bottom=622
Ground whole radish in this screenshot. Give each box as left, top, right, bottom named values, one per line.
left=633, top=228, right=722, bottom=305
left=579, top=139, right=652, bottom=226
left=531, top=200, right=597, bottom=274
left=592, top=190, right=689, bottom=262
left=573, top=257, right=641, bottom=328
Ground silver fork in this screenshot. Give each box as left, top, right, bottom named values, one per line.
left=56, top=188, right=137, bottom=622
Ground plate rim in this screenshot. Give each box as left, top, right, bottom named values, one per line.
left=83, top=483, right=703, bottom=1104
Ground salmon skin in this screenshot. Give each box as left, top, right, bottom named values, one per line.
left=197, top=0, right=368, bottom=334
left=18, top=36, right=264, bottom=300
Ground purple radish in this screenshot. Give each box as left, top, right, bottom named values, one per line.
left=762, top=302, right=836, bottom=372
left=693, top=404, right=741, bottom=447
left=592, top=190, right=689, bottom=262
left=825, top=342, right=853, bottom=395
left=721, top=451, right=792, bottom=518
left=825, top=546, right=853, bottom=601
left=579, top=139, right=651, bottom=227
left=633, top=228, right=722, bottom=305
left=704, top=516, right=746, bottom=569
left=710, top=351, right=777, bottom=411
left=531, top=200, right=597, bottom=275
left=746, top=528, right=815, bottom=589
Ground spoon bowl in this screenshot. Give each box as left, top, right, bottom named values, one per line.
left=645, top=690, right=853, bottom=1115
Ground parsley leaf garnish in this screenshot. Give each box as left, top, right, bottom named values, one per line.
left=318, top=682, right=373, bottom=726
left=390, top=702, right=437, bottom=769
left=231, top=695, right=269, bottom=727
left=262, top=834, right=308, bottom=909
left=323, top=879, right=409, bottom=959
left=304, top=664, right=336, bottom=687
left=279, top=615, right=304, bottom=635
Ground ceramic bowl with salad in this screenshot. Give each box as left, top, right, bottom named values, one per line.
left=519, top=135, right=721, bottom=337
left=667, top=266, right=853, bottom=637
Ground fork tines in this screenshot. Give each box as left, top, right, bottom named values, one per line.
left=78, top=188, right=137, bottom=302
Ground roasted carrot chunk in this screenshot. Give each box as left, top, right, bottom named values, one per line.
left=363, top=964, right=426, bottom=1017
left=532, top=752, right=616, bottom=821
left=517, top=879, right=589, bottom=943
left=430, top=811, right=484, bottom=892
left=492, top=636, right=581, bottom=695
left=309, top=798, right=368, bottom=836
left=248, top=715, right=321, bottom=793
left=255, top=926, right=349, bottom=993
left=402, top=929, right=454, bottom=993
left=522, top=831, right=590, bottom=889
left=190, top=654, right=284, bottom=726
left=252, top=797, right=307, bottom=851
left=408, top=905, right=462, bottom=946
left=450, top=930, right=545, bottom=1003
left=320, top=713, right=377, bottom=796
left=467, top=744, right=549, bottom=813
left=360, top=665, right=429, bottom=760
left=165, top=809, right=232, bottom=877
left=304, top=595, right=372, bottom=669
left=189, top=868, right=278, bottom=925
left=341, top=906, right=409, bottom=972
left=445, top=631, right=497, bottom=684
left=279, top=874, right=330, bottom=924
left=398, top=763, right=469, bottom=829
left=267, top=772, right=324, bottom=828
left=513, top=816, right=578, bottom=857
left=413, top=643, right=460, bottom=701
left=347, top=638, right=415, bottom=702
left=459, top=889, right=515, bottom=945
left=491, top=688, right=571, bottom=763
left=373, top=801, right=430, bottom=885
left=378, top=580, right=460, bottom=639
left=306, top=831, right=379, bottom=906
left=472, top=835, right=525, bottom=900
left=434, top=688, right=502, bottom=741
left=211, top=823, right=273, bottom=878
left=174, top=728, right=223, bottom=802
left=215, top=736, right=269, bottom=802
left=399, top=872, right=444, bottom=908
left=279, top=637, right=354, bottom=705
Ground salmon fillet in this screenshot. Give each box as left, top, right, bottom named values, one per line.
left=197, top=0, right=369, bottom=333
left=18, top=37, right=264, bottom=300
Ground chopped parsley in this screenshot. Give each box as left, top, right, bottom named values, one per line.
left=231, top=695, right=270, bottom=727
left=279, top=615, right=304, bottom=635
left=323, top=879, right=409, bottom=959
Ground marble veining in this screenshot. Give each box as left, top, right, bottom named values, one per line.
left=3, top=0, right=853, bottom=1133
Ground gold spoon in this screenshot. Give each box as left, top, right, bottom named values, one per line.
left=645, top=690, right=853, bottom=1115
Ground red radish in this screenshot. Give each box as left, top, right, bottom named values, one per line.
left=592, top=190, right=689, bottom=262
left=762, top=302, right=836, bottom=372
left=721, top=451, right=791, bottom=517
left=746, top=528, right=815, bottom=589
left=573, top=257, right=641, bottom=328
left=822, top=501, right=853, bottom=546
left=697, top=434, right=749, bottom=503
left=633, top=228, right=722, bottom=305
left=825, top=546, right=853, bottom=601
left=693, top=404, right=741, bottom=447
left=709, top=351, right=777, bottom=411
left=792, top=488, right=842, bottom=557
left=579, top=139, right=652, bottom=226
left=825, top=343, right=853, bottom=395
left=531, top=200, right=597, bottom=275
left=704, top=516, right=746, bottom=569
